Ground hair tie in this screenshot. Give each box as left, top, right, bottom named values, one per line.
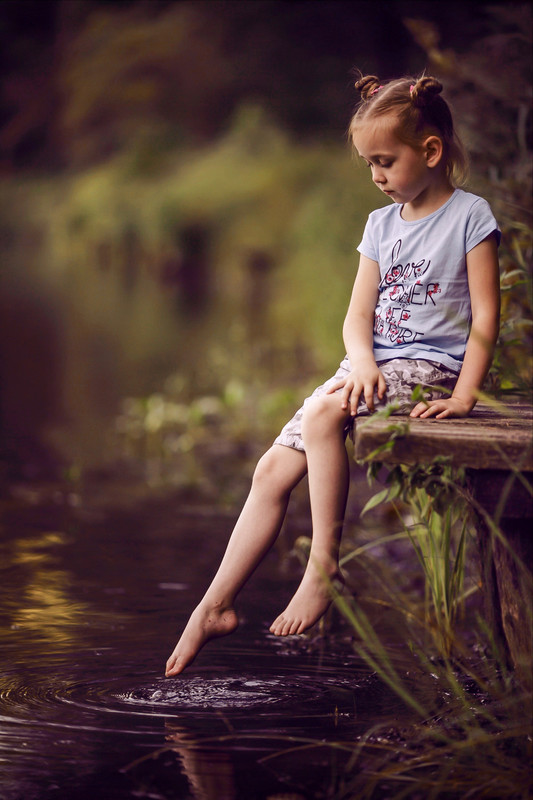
left=371, top=85, right=383, bottom=96
left=409, top=84, right=415, bottom=94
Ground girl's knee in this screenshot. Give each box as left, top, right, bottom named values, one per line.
left=252, top=445, right=304, bottom=495
left=253, top=448, right=278, bottom=484
left=301, top=395, right=348, bottom=439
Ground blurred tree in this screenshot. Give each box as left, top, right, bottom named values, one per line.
left=0, top=0, right=58, bottom=170
left=55, top=1, right=236, bottom=165
left=1, top=0, right=497, bottom=171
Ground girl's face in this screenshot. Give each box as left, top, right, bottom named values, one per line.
left=353, top=119, right=441, bottom=208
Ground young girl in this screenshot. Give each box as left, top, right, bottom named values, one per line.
left=165, top=74, right=500, bottom=677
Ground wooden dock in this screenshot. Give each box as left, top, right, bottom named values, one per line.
left=353, top=399, right=533, bottom=686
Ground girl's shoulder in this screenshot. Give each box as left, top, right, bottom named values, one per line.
left=364, top=201, right=399, bottom=231
left=451, top=189, right=494, bottom=213
left=367, top=201, right=398, bottom=220
left=450, top=190, right=501, bottom=249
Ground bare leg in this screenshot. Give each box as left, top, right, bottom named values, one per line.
left=270, top=394, right=350, bottom=636
left=165, top=444, right=307, bottom=675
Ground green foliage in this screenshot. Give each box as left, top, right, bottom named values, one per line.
left=490, top=220, right=533, bottom=393
left=329, top=389, right=532, bottom=797
left=112, top=370, right=308, bottom=500
left=407, top=6, right=533, bottom=395
left=4, top=0, right=476, bottom=170
left=1, top=5, right=531, bottom=482
left=331, top=488, right=531, bottom=797
left=361, top=449, right=470, bottom=658
left=0, top=108, right=381, bottom=469
left=331, top=580, right=532, bottom=798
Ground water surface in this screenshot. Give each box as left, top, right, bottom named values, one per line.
left=0, top=488, right=416, bottom=800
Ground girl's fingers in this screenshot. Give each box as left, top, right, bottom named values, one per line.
left=326, top=379, right=346, bottom=394
left=364, top=383, right=378, bottom=412
left=410, top=399, right=462, bottom=419
left=350, top=386, right=361, bottom=415
left=338, top=380, right=357, bottom=409
left=410, top=401, right=431, bottom=417
left=326, top=370, right=389, bottom=416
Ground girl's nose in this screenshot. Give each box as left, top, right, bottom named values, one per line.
left=372, top=167, right=385, bottom=184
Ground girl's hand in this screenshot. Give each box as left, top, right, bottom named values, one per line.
left=327, top=362, right=387, bottom=416
left=409, top=396, right=473, bottom=419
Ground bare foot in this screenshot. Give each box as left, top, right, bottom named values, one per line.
left=269, top=560, right=343, bottom=636
left=165, top=601, right=239, bottom=676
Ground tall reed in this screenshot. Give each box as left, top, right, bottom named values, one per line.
left=327, top=400, right=532, bottom=799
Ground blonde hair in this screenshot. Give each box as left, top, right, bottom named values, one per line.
left=349, top=74, right=469, bottom=186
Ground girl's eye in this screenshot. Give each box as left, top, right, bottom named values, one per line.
left=365, top=160, right=393, bottom=169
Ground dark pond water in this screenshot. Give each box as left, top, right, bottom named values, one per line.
left=0, top=486, right=421, bottom=800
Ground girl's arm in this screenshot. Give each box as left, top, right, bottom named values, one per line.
left=327, top=254, right=386, bottom=414
left=410, top=233, right=500, bottom=419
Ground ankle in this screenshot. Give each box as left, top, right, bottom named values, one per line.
left=308, top=551, right=339, bottom=575
left=199, top=594, right=233, bottom=613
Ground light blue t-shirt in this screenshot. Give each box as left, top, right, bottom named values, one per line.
left=357, top=189, right=500, bottom=373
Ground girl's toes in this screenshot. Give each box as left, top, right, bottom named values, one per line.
left=276, top=620, right=286, bottom=636
left=288, top=620, right=299, bottom=636
left=270, top=615, right=286, bottom=636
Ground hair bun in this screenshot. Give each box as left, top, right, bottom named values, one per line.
left=355, top=75, right=382, bottom=101
left=410, top=76, right=443, bottom=108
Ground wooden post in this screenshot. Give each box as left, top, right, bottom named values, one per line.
left=467, top=468, right=532, bottom=688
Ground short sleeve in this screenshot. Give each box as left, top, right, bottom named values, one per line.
left=357, top=213, right=379, bottom=261
left=465, top=197, right=501, bottom=253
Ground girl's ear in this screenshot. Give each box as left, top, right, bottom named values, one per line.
left=424, top=136, right=443, bottom=167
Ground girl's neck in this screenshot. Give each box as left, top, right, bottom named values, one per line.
left=401, top=179, right=455, bottom=222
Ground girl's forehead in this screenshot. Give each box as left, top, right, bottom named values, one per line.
left=352, top=119, right=401, bottom=155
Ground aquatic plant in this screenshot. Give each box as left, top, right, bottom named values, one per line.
left=361, top=459, right=470, bottom=659
left=324, top=398, right=533, bottom=799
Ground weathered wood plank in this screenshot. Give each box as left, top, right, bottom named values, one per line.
left=353, top=401, right=533, bottom=471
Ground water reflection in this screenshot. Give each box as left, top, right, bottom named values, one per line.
left=0, top=531, right=92, bottom=645
left=165, top=725, right=237, bottom=800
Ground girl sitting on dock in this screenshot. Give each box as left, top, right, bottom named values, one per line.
left=165, top=73, right=500, bottom=677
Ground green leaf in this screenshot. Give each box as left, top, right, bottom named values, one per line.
left=361, top=487, right=390, bottom=515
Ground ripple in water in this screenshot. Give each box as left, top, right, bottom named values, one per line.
left=121, top=676, right=293, bottom=710
left=0, top=655, right=366, bottom=730
left=116, top=670, right=361, bottom=717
